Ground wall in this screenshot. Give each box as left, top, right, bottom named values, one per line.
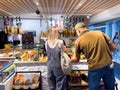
left=17, top=19, right=47, bottom=43
left=0, top=18, right=58, bottom=43
left=89, top=20, right=120, bottom=64
left=90, top=4, right=120, bottom=24
left=19, top=19, right=58, bottom=43
left=0, top=19, right=4, bottom=29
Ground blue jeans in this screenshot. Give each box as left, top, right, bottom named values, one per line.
left=88, top=64, right=115, bottom=90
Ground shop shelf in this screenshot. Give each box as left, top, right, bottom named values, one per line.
left=12, top=71, right=42, bottom=90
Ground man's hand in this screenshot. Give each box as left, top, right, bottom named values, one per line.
left=71, top=56, right=79, bottom=62
left=108, top=41, right=117, bottom=51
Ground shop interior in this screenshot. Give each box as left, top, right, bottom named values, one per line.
left=0, top=0, right=120, bottom=90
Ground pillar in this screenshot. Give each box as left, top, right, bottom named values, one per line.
left=105, top=22, right=112, bottom=39
left=88, top=25, right=94, bottom=30
left=112, top=20, right=118, bottom=40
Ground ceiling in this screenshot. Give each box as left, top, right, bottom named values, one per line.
left=0, top=0, right=120, bottom=20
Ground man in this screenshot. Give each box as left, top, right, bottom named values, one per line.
left=72, top=22, right=116, bottom=90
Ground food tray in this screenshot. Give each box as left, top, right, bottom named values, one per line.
left=12, top=71, right=41, bottom=90
left=0, top=57, right=15, bottom=61
left=13, top=83, right=39, bottom=89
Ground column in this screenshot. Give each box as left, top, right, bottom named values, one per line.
left=105, top=22, right=112, bottom=39
left=112, top=20, right=118, bottom=40
left=88, top=25, right=94, bottom=30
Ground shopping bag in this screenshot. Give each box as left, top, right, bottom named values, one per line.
left=61, top=50, right=72, bottom=75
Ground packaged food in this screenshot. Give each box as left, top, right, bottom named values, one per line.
left=32, top=74, right=39, bottom=84
left=13, top=74, right=24, bottom=85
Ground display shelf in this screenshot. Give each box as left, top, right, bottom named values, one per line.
left=0, top=63, right=15, bottom=83
left=68, top=60, right=118, bottom=90
left=68, top=80, right=118, bottom=90
left=0, top=73, right=15, bottom=90
left=0, top=61, right=13, bottom=71
left=0, top=57, right=15, bottom=61
left=69, top=82, right=87, bottom=87
left=14, top=60, right=48, bottom=90
left=2, top=70, right=15, bottom=83
left=0, top=49, right=13, bottom=52
left=14, top=60, right=47, bottom=64
left=72, top=59, right=88, bottom=70
left=0, top=48, right=39, bottom=62
left=69, top=80, right=110, bottom=87
left=13, top=83, right=39, bottom=90
left=12, top=71, right=42, bottom=90
left=0, top=49, right=16, bottom=61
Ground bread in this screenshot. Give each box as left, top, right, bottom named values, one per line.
left=24, top=79, right=32, bottom=85
left=13, top=74, right=24, bottom=85
left=32, top=74, right=39, bottom=84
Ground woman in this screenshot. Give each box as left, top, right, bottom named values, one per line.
left=45, top=27, right=67, bottom=90
left=113, top=32, right=119, bottom=48
left=112, top=32, right=120, bottom=57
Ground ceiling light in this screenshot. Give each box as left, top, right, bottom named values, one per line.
left=87, top=15, right=90, bottom=19
left=78, top=3, right=82, bottom=6
left=36, top=2, right=39, bottom=6
left=33, top=0, right=39, bottom=5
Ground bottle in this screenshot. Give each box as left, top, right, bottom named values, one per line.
left=0, top=73, right=2, bottom=82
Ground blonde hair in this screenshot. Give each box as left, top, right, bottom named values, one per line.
left=48, top=27, right=59, bottom=41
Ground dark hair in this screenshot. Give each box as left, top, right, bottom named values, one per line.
left=113, top=32, right=119, bottom=42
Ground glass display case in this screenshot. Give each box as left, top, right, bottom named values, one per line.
left=0, top=56, right=15, bottom=90
left=0, top=61, right=15, bottom=83
left=12, top=71, right=41, bottom=90
left=0, top=47, right=41, bottom=61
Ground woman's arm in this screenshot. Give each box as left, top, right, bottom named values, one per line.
left=62, top=41, right=68, bottom=54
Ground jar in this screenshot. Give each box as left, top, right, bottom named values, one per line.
left=36, top=43, right=41, bottom=50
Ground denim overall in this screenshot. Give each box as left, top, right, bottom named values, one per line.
left=47, top=42, right=66, bottom=90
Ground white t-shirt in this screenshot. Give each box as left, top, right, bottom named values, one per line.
left=45, top=39, right=63, bottom=50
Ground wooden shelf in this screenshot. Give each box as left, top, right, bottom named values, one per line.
left=12, top=83, right=39, bottom=90
left=68, top=80, right=118, bottom=90
left=0, top=57, right=15, bottom=61
left=69, top=81, right=106, bottom=87
left=14, top=59, right=47, bottom=63
left=69, top=82, right=88, bottom=87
